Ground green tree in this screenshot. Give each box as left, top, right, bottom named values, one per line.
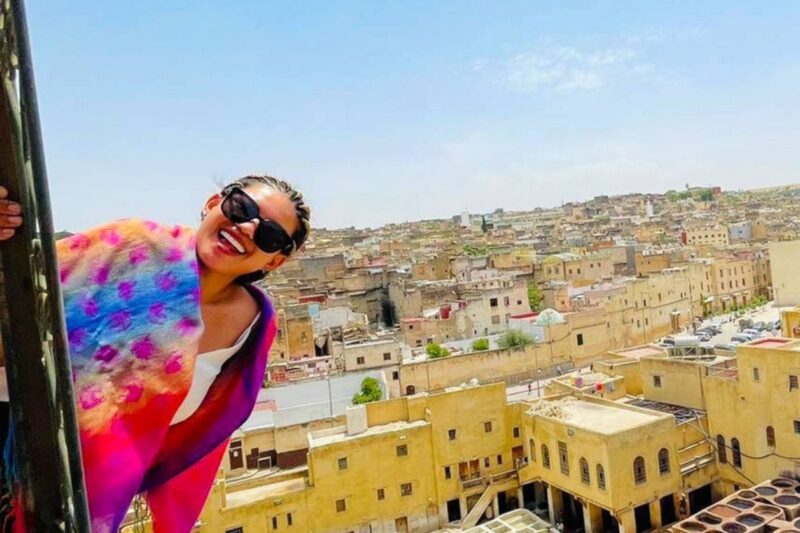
left=425, top=343, right=450, bottom=359
left=497, top=330, right=534, bottom=349
left=527, top=282, right=544, bottom=311
left=352, top=377, right=383, bottom=404
left=698, top=189, right=714, bottom=202
left=471, top=338, right=489, bottom=351
left=481, top=216, right=489, bottom=233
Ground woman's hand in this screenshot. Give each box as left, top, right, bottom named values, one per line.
left=0, top=186, right=22, bottom=241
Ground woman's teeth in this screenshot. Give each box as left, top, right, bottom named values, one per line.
left=220, top=230, right=245, bottom=254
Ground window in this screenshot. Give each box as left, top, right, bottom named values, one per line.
left=579, top=458, right=590, bottom=485
left=392, top=370, right=399, bottom=381
left=791, top=375, right=799, bottom=391
left=338, top=457, right=348, bottom=470
left=383, top=352, right=392, bottom=361
left=504, top=296, right=510, bottom=306
left=513, top=426, right=520, bottom=438
left=731, top=438, right=742, bottom=467
left=396, top=445, right=408, bottom=457
left=400, top=483, right=413, bottom=496
left=633, top=456, right=646, bottom=484
left=717, top=435, right=727, bottom=464
left=226, top=528, right=244, bottom=533
left=767, top=426, right=776, bottom=447
left=490, top=298, right=498, bottom=307
left=597, top=464, right=606, bottom=490
left=653, top=375, right=662, bottom=388
left=287, top=513, right=293, bottom=526
left=448, top=429, right=457, bottom=440
left=517, top=300, right=522, bottom=305
left=377, top=488, right=385, bottom=500
left=658, top=448, right=670, bottom=475
left=576, top=333, right=584, bottom=346
left=753, top=367, right=760, bottom=382
left=444, top=466, right=451, bottom=480
left=558, top=441, right=569, bottom=475
left=542, top=445, right=551, bottom=469
left=272, top=517, right=278, bottom=529
left=491, top=315, right=501, bottom=325
left=336, top=499, right=346, bottom=513
left=484, top=457, right=490, bottom=468
left=415, top=340, right=422, bottom=347
left=356, top=356, right=365, bottom=365
left=484, top=421, right=493, bottom=433
left=794, top=420, right=800, bottom=435
left=497, top=454, right=503, bottom=465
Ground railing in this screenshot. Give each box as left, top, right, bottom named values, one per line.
left=0, top=1, right=90, bottom=530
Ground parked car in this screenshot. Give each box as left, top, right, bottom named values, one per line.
left=731, top=333, right=754, bottom=344
left=696, top=330, right=712, bottom=342
left=714, top=343, right=737, bottom=351
left=754, top=321, right=767, bottom=331
left=742, top=328, right=764, bottom=339
left=774, top=319, right=783, bottom=330
left=765, top=322, right=775, bottom=332
left=660, top=337, right=675, bottom=346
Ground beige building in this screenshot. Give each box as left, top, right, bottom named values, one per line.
left=343, top=338, right=402, bottom=372
left=769, top=240, right=800, bottom=306
left=683, top=226, right=730, bottom=247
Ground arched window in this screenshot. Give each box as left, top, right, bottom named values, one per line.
left=541, top=445, right=551, bottom=469
left=406, top=385, right=416, bottom=395
left=579, top=458, right=590, bottom=485
left=658, top=448, right=670, bottom=475
left=529, top=439, right=535, bottom=463
left=633, top=456, right=646, bottom=485
left=766, top=426, right=776, bottom=447
left=596, top=464, right=606, bottom=490
left=716, top=435, right=727, bottom=464
left=731, top=438, right=742, bottom=467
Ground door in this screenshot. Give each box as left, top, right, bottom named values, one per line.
left=634, top=503, right=651, bottom=532
left=228, top=441, right=244, bottom=469
left=447, top=499, right=461, bottom=522
left=395, top=517, right=409, bottom=533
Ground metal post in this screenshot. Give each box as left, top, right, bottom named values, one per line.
left=0, top=2, right=90, bottom=529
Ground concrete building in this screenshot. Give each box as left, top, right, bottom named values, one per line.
left=682, top=226, right=730, bottom=248
left=769, top=240, right=800, bottom=306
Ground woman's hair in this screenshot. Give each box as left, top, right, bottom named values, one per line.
left=220, top=175, right=311, bottom=285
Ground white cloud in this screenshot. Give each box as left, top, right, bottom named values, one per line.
left=500, top=43, right=643, bottom=93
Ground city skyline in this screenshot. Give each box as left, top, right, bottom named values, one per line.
left=28, top=2, right=800, bottom=232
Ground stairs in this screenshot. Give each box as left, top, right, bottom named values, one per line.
left=461, top=484, right=499, bottom=528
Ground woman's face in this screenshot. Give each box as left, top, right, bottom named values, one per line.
left=196, top=185, right=299, bottom=278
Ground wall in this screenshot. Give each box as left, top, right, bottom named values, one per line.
left=769, top=240, right=800, bottom=306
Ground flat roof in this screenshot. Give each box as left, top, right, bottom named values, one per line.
left=529, top=398, right=664, bottom=435
left=309, top=419, right=429, bottom=448
left=224, top=476, right=306, bottom=508
left=612, top=345, right=666, bottom=359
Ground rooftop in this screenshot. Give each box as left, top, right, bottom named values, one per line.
left=308, top=419, right=429, bottom=448
left=528, top=397, right=666, bottom=435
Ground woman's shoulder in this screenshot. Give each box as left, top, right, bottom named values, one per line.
left=57, top=219, right=195, bottom=257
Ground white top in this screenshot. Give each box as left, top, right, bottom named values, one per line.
left=170, top=313, right=260, bottom=425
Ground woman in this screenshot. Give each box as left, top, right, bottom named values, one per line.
left=0, top=175, right=310, bottom=532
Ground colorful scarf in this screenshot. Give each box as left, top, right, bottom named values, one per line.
left=9, top=219, right=275, bottom=532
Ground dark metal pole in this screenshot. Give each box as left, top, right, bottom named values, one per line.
left=0, top=1, right=91, bottom=530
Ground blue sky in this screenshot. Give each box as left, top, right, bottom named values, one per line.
left=27, top=1, right=800, bottom=231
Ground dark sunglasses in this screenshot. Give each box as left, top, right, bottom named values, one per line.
left=220, top=187, right=295, bottom=255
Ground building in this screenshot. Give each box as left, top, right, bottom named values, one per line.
left=769, top=240, right=800, bottom=306
left=682, top=226, right=730, bottom=248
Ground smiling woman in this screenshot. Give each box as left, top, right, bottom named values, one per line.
left=0, top=175, right=310, bottom=533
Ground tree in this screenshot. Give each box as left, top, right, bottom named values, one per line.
left=352, top=377, right=383, bottom=404
left=698, top=189, right=714, bottom=202
left=425, top=343, right=450, bottom=359
left=481, top=216, right=489, bottom=233
left=471, top=338, right=489, bottom=351
left=497, top=330, right=534, bottom=349
left=527, top=282, right=544, bottom=311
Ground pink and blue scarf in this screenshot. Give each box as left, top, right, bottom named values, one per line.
left=11, top=219, right=275, bottom=532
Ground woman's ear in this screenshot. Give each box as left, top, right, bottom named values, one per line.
left=203, top=193, right=223, bottom=218
left=264, top=254, right=288, bottom=272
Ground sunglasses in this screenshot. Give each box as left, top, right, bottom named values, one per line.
left=220, top=187, right=295, bottom=255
